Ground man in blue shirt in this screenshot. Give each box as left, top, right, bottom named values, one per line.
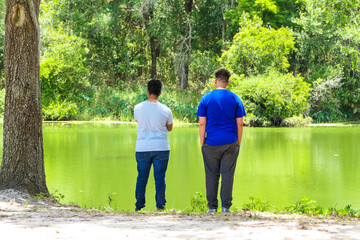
left=197, top=68, right=246, bottom=213
left=134, top=80, right=173, bottom=211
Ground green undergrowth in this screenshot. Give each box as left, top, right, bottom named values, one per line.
left=50, top=191, right=360, bottom=218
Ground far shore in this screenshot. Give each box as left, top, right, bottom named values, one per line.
left=0, top=119, right=359, bottom=127
left=43, top=120, right=360, bottom=127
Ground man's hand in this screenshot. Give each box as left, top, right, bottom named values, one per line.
left=166, top=124, right=173, bottom=132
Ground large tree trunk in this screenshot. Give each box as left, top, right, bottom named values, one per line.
left=0, top=0, right=48, bottom=194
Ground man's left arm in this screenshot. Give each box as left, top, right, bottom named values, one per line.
left=166, top=110, right=174, bottom=132
left=166, top=124, right=173, bottom=132
left=236, top=117, right=243, bottom=145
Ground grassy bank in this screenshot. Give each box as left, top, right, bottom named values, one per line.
left=46, top=191, right=360, bottom=219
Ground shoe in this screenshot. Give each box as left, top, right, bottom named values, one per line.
left=222, top=207, right=232, bottom=213
left=207, top=209, right=217, bottom=213
left=157, top=206, right=165, bottom=211
left=135, top=208, right=142, bottom=212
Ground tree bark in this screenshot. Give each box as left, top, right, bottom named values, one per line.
left=143, top=5, right=159, bottom=80
left=179, top=0, right=193, bottom=89
left=150, top=35, right=159, bottom=80
left=0, top=0, right=48, bottom=194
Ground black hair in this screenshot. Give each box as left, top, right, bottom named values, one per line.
left=214, top=68, right=231, bottom=82
left=148, top=79, right=162, bottom=96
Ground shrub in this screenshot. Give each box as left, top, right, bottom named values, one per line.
left=243, top=196, right=273, bottom=212
left=190, top=192, right=208, bottom=213
left=243, top=113, right=271, bottom=127
left=283, top=115, right=313, bottom=127
left=220, top=13, right=296, bottom=76
left=42, top=95, right=78, bottom=120
left=310, top=77, right=344, bottom=122
left=40, top=19, right=90, bottom=107
left=230, top=70, right=311, bottom=126
left=78, top=86, right=200, bottom=123
left=284, top=196, right=323, bottom=215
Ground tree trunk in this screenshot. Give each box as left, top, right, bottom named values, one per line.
left=150, top=36, right=159, bottom=80
left=143, top=5, right=159, bottom=80
left=0, top=0, right=48, bottom=195
left=178, top=0, right=193, bottom=89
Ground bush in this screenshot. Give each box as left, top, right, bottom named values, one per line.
left=230, top=70, right=311, bottom=126
left=190, top=192, right=208, bottom=213
left=220, top=13, right=296, bottom=76
left=283, top=115, right=313, bottom=127
left=243, top=113, right=271, bottom=127
left=309, top=77, right=344, bottom=122
left=284, top=196, right=323, bottom=215
left=42, top=96, right=78, bottom=120
left=77, top=86, right=200, bottom=123
left=40, top=11, right=90, bottom=107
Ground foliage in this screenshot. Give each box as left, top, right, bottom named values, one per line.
left=40, top=4, right=90, bottom=106
left=292, top=0, right=360, bottom=121
left=190, top=50, right=219, bottom=84
left=309, top=77, right=343, bottom=122
left=284, top=196, right=323, bottom=215
left=243, top=196, right=274, bottom=212
left=42, top=95, right=78, bottom=121
left=0, top=0, right=359, bottom=123
left=226, top=0, right=305, bottom=35
left=282, top=115, right=312, bottom=127
left=230, top=71, right=311, bottom=126
left=76, top=86, right=199, bottom=122
left=241, top=196, right=360, bottom=217
left=190, top=192, right=208, bottom=213
left=51, top=189, right=65, bottom=202
left=220, top=13, right=296, bottom=76
left=35, top=189, right=65, bottom=202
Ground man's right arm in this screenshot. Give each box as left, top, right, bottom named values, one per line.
left=236, top=117, right=243, bottom=145
left=199, top=117, right=207, bottom=146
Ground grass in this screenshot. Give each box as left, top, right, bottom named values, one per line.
left=50, top=191, right=360, bottom=219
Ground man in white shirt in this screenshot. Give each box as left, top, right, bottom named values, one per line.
left=134, top=80, right=173, bottom=211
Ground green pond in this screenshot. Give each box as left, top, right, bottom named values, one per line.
left=1, top=123, right=360, bottom=211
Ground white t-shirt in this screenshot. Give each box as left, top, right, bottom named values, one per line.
left=134, top=101, right=173, bottom=152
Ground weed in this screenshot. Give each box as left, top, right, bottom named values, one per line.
left=190, top=192, right=208, bottom=213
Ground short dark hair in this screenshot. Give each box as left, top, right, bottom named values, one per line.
left=214, top=68, right=231, bottom=82
left=148, top=79, right=162, bottom=96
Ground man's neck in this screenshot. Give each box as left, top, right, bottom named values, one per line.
left=147, top=95, right=159, bottom=103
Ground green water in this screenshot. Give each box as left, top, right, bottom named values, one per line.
left=2, top=123, right=360, bottom=210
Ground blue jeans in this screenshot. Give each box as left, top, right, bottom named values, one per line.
left=135, top=151, right=170, bottom=210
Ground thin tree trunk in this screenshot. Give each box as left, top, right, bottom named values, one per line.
left=0, top=0, right=48, bottom=194
left=143, top=5, right=159, bottom=80
left=150, top=36, right=159, bottom=80
left=179, top=0, right=193, bottom=89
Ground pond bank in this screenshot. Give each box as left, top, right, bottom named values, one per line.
left=1, top=189, right=360, bottom=240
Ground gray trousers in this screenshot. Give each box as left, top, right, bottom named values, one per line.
left=201, top=141, right=240, bottom=209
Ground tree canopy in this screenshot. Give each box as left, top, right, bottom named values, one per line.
left=0, top=0, right=359, bottom=125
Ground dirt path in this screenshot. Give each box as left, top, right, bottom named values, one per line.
left=1, top=189, right=359, bottom=240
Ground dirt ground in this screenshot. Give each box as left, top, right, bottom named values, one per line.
left=1, top=189, right=360, bottom=240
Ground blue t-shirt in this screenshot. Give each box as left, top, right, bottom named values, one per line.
left=197, top=89, right=246, bottom=146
